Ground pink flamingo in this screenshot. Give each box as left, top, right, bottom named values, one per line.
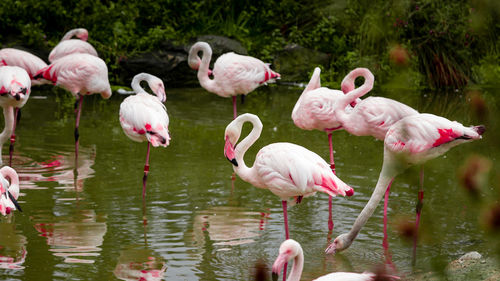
left=48, top=28, right=98, bottom=63
left=325, top=113, right=485, bottom=255
left=34, top=53, right=111, bottom=158
left=0, top=166, right=22, bottom=216
left=272, top=239, right=399, bottom=281
left=188, top=41, right=280, bottom=119
left=224, top=113, right=353, bottom=280
left=292, top=67, right=357, bottom=230
left=119, top=73, right=170, bottom=200
left=0, top=48, right=49, bottom=85
left=0, top=66, right=31, bottom=166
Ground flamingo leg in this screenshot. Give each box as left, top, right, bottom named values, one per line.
left=142, top=142, right=151, bottom=200
left=9, top=107, right=20, bottom=166
left=232, top=96, right=237, bottom=119
left=327, top=132, right=335, bottom=231
left=383, top=179, right=396, bottom=270
left=74, top=95, right=84, bottom=160
left=282, top=200, right=289, bottom=281
left=413, top=166, right=425, bottom=263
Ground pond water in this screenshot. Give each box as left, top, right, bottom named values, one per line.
left=0, top=83, right=498, bottom=280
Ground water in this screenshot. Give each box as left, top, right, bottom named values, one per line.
left=0, top=84, right=498, bottom=280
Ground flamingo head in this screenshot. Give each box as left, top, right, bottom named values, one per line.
left=224, top=122, right=242, bottom=167
left=149, top=77, right=166, bottom=103
left=272, top=239, right=302, bottom=281
left=76, top=29, right=89, bottom=41
left=325, top=233, right=351, bottom=254
left=0, top=78, right=30, bottom=102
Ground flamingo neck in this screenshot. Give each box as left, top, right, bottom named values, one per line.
left=131, top=73, right=152, bottom=94
left=191, top=43, right=218, bottom=93
left=335, top=68, right=374, bottom=124
left=233, top=116, right=262, bottom=185
left=292, top=68, right=321, bottom=120
left=343, top=159, right=397, bottom=247
left=61, top=28, right=82, bottom=40
left=287, top=249, right=304, bottom=281
left=0, top=106, right=15, bottom=148
left=0, top=166, right=19, bottom=199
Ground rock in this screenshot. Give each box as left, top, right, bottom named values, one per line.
left=458, top=251, right=482, bottom=261
left=274, top=44, right=330, bottom=83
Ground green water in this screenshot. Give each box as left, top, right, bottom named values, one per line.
left=0, top=84, right=498, bottom=280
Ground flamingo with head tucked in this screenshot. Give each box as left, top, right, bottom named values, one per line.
left=0, top=166, right=22, bottom=216
left=119, top=73, right=170, bottom=200
left=325, top=113, right=485, bottom=255
left=272, top=239, right=398, bottom=281
left=49, top=28, right=98, bottom=62
left=0, top=66, right=31, bottom=166
left=34, top=53, right=111, bottom=159
left=188, top=42, right=280, bottom=119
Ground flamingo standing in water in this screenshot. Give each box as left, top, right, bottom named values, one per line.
left=48, top=28, right=98, bottom=62
left=0, top=48, right=49, bottom=85
left=188, top=42, right=280, bottom=119
left=292, top=67, right=356, bottom=230
left=0, top=166, right=22, bottom=216
left=119, top=73, right=170, bottom=200
left=325, top=113, right=485, bottom=255
left=34, top=53, right=111, bottom=159
left=0, top=66, right=31, bottom=166
left=272, top=239, right=398, bottom=281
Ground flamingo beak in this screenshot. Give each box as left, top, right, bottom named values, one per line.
left=325, top=243, right=336, bottom=255
left=7, top=191, right=22, bottom=212
left=271, top=253, right=288, bottom=281
left=272, top=272, right=278, bottom=281
left=224, top=136, right=238, bottom=166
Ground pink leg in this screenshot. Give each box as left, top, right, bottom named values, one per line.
left=327, top=132, right=335, bottom=231
left=232, top=96, right=237, bottom=120
left=383, top=179, right=396, bottom=270
left=413, top=167, right=425, bottom=263
left=282, top=200, right=289, bottom=281
left=142, top=142, right=151, bottom=200
left=74, top=95, right=84, bottom=160
left=9, top=107, right=20, bottom=166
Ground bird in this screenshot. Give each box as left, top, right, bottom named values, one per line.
left=34, top=53, right=112, bottom=159
left=224, top=113, right=353, bottom=241
left=188, top=41, right=280, bottom=119
left=334, top=68, right=419, bottom=141
left=272, top=239, right=399, bottom=281
left=0, top=48, right=49, bottom=85
left=325, top=113, right=485, bottom=255
left=0, top=166, right=22, bottom=216
left=0, top=66, right=31, bottom=166
left=291, top=67, right=355, bottom=230
left=48, top=28, right=98, bottom=63
left=119, top=73, right=170, bottom=200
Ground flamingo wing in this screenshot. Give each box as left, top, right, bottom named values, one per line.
left=292, top=88, right=346, bottom=130
left=313, top=272, right=376, bottom=281
left=254, top=142, right=351, bottom=199
left=0, top=48, right=48, bottom=80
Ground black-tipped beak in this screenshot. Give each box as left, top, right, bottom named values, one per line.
left=226, top=157, right=238, bottom=167
left=7, top=191, right=22, bottom=212
left=21, top=87, right=27, bottom=95
left=272, top=272, right=278, bottom=281
left=14, top=94, right=20, bottom=101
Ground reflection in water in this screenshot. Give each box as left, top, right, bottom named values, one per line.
left=32, top=209, right=107, bottom=264
left=113, top=246, right=166, bottom=281
left=0, top=221, right=27, bottom=269
left=192, top=206, right=269, bottom=250
left=13, top=145, right=95, bottom=192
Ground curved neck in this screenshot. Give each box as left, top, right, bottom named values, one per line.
left=191, top=43, right=217, bottom=92
left=335, top=68, right=374, bottom=123
left=0, top=106, right=14, bottom=146
left=0, top=166, right=19, bottom=199
left=344, top=160, right=396, bottom=246
left=287, top=250, right=304, bottom=281
left=233, top=116, right=263, bottom=183
left=131, top=73, right=151, bottom=94
left=62, top=29, right=82, bottom=40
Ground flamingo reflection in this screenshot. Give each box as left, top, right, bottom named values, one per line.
left=0, top=221, right=27, bottom=269
left=113, top=246, right=166, bottom=281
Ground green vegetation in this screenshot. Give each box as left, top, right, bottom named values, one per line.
left=0, top=0, right=498, bottom=89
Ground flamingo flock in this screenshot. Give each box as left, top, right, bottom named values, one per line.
left=0, top=28, right=487, bottom=280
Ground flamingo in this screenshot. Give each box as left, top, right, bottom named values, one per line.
left=325, top=113, right=485, bottom=255
left=34, top=53, right=112, bottom=159
left=272, top=239, right=399, bottom=281
left=0, top=66, right=31, bottom=166
left=0, top=48, right=49, bottom=85
left=119, top=73, right=170, bottom=200
left=292, top=67, right=356, bottom=230
left=0, top=166, right=22, bottom=216
left=224, top=113, right=353, bottom=239
left=188, top=41, right=280, bottom=119
left=48, top=28, right=98, bottom=62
